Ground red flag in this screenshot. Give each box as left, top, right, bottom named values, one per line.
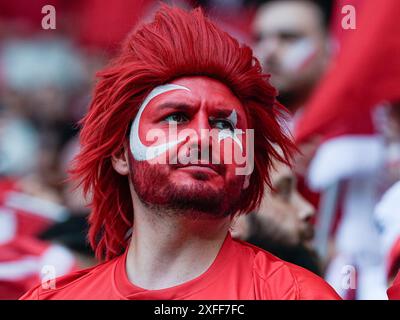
left=296, top=0, right=400, bottom=142
left=388, top=271, right=400, bottom=300
left=294, top=0, right=400, bottom=189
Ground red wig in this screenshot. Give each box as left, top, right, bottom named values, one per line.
left=71, top=5, right=295, bottom=261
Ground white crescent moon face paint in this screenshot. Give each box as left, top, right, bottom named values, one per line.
left=281, top=38, right=317, bottom=73
left=129, top=84, right=190, bottom=161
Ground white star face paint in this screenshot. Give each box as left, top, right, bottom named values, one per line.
left=218, top=129, right=244, bottom=152
left=129, top=84, right=190, bottom=161
left=227, top=109, right=238, bottom=127
left=216, top=110, right=244, bottom=151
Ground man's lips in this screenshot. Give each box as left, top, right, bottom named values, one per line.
left=173, top=163, right=223, bottom=175
left=301, top=223, right=315, bottom=241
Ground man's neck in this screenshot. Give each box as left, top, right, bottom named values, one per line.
left=125, top=197, right=231, bottom=290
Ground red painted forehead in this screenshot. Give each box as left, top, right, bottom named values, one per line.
left=148, top=76, right=248, bottom=127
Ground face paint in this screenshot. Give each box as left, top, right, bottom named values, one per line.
left=127, top=76, right=252, bottom=217
left=216, top=110, right=244, bottom=152
left=281, top=38, right=317, bottom=73
left=130, top=85, right=248, bottom=167
left=129, top=84, right=190, bottom=161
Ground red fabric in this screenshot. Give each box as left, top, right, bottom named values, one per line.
left=12, top=210, right=53, bottom=238
left=0, top=0, right=76, bottom=36
left=0, top=179, right=19, bottom=203
left=0, top=237, right=77, bottom=300
left=0, top=0, right=66, bottom=23
left=0, top=0, right=159, bottom=51
left=296, top=175, right=320, bottom=225
left=76, top=0, right=156, bottom=50
left=388, top=271, right=400, bottom=300
left=0, top=179, right=55, bottom=237
left=387, top=236, right=400, bottom=280
left=296, top=0, right=400, bottom=143
left=20, top=233, right=340, bottom=300
left=329, top=0, right=364, bottom=48
left=296, top=175, right=345, bottom=237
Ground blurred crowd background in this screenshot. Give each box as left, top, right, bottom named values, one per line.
left=0, top=0, right=399, bottom=300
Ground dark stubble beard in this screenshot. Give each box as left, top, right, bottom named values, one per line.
left=130, top=159, right=244, bottom=218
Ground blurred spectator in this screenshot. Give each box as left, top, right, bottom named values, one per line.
left=0, top=106, right=39, bottom=177
left=232, top=150, right=321, bottom=275
left=39, top=137, right=95, bottom=269
left=1, top=38, right=85, bottom=91
left=0, top=1, right=97, bottom=300
left=373, top=102, right=400, bottom=287
left=250, top=0, right=332, bottom=243
left=294, top=0, right=400, bottom=299
left=380, top=103, right=400, bottom=188
left=0, top=206, right=77, bottom=300
left=252, top=0, right=331, bottom=116
left=374, top=181, right=400, bottom=286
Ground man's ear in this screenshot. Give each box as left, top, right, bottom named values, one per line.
left=111, top=143, right=130, bottom=176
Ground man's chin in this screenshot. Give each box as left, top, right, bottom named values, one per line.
left=170, top=175, right=222, bottom=191
left=162, top=183, right=229, bottom=216
left=131, top=160, right=242, bottom=217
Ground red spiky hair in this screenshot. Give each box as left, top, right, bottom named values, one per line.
left=71, top=4, right=295, bottom=261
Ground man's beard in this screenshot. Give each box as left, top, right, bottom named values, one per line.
left=130, top=159, right=244, bottom=218
left=247, top=232, right=322, bottom=276
left=245, top=214, right=321, bottom=275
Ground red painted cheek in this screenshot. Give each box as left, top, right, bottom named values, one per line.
left=140, top=124, right=165, bottom=145
left=135, top=109, right=183, bottom=165
left=137, top=107, right=168, bottom=147
left=210, top=131, right=248, bottom=165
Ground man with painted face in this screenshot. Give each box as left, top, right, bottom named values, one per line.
left=253, top=0, right=330, bottom=115
left=21, top=5, right=339, bottom=300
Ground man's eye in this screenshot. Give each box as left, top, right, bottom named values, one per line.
left=278, top=32, right=303, bottom=43
left=211, top=119, right=234, bottom=131
left=273, top=178, right=294, bottom=201
left=164, top=113, right=188, bottom=124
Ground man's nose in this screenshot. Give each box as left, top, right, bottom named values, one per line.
left=187, top=112, right=211, bottom=140
left=296, top=191, right=316, bottom=222
left=182, top=114, right=212, bottom=159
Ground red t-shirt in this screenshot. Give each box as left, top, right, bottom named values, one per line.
left=20, top=233, right=340, bottom=300
left=388, top=272, right=400, bottom=300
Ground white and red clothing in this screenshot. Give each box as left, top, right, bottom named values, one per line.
left=0, top=199, right=76, bottom=300
left=0, top=179, right=68, bottom=237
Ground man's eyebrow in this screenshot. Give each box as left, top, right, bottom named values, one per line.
left=212, top=109, right=237, bottom=117
left=155, top=101, right=194, bottom=111
left=155, top=102, right=242, bottom=121
left=277, top=30, right=304, bottom=40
